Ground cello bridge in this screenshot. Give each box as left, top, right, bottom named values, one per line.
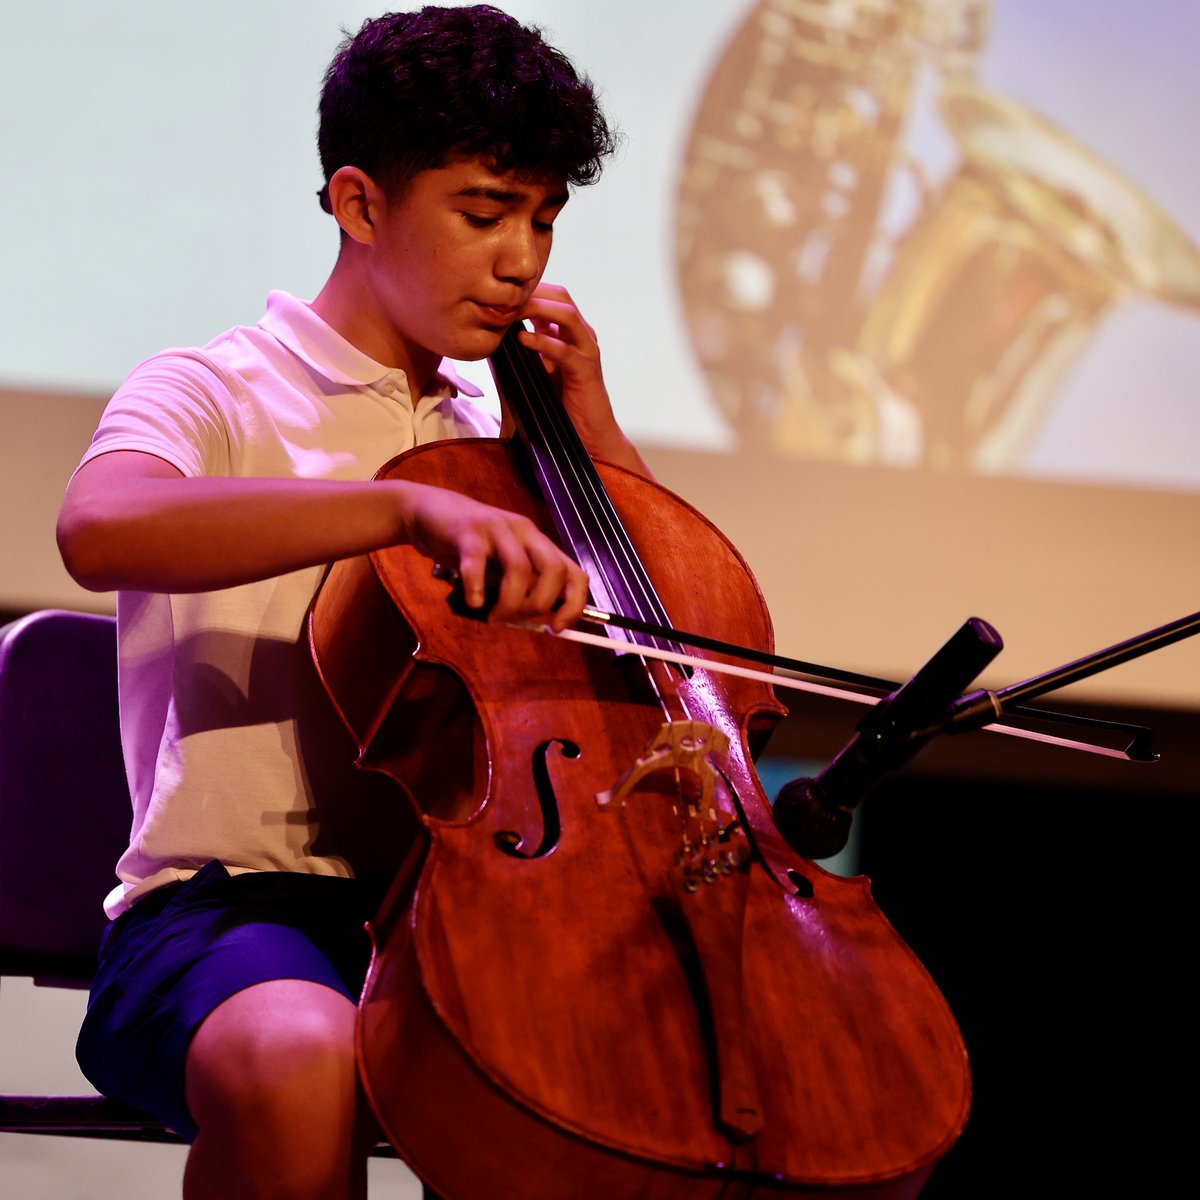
left=596, top=720, right=750, bottom=890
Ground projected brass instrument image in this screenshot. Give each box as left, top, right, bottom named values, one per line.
left=675, top=0, right=1200, bottom=471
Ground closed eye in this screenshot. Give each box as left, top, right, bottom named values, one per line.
left=462, top=212, right=556, bottom=235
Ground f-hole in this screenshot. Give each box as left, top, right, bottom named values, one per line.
left=494, top=738, right=576, bottom=860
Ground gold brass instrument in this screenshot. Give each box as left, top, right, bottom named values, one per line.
left=675, top=0, right=1200, bottom=470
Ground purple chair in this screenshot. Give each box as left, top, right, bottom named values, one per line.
left=0, top=610, right=409, bottom=1164
left=0, top=609, right=180, bottom=1140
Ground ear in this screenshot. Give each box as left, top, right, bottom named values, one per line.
left=326, top=166, right=386, bottom=245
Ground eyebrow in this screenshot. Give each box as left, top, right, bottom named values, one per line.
left=454, top=185, right=570, bottom=208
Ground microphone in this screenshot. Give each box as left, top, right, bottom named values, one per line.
left=772, top=617, right=1003, bottom=859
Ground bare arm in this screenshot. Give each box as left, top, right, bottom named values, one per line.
left=57, top=450, right=588, bottom=629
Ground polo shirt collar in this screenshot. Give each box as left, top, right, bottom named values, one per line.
left=258, top=290, right=483, bottom=398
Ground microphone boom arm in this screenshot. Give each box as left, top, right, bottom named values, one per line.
left=771, top=610, right=1200, bottom=859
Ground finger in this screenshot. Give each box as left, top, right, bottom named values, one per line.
left=520, top=555, right=569, bottom=619
left=480, top=514, right=587, bottom=629
left=529, top=281, right=571, bottom=306
left=521, top=304, right=591, bottom=345
left=486, top=526, right=537, bottom=621
left=518, top=325, right=600, bottom=379
left=522, top=286, right=598, bottom=345
left=522, top=550, right=587, bottom=627
left=550, top=559, right=590, bottom=631
left=453, top=531, right=494, bottom=611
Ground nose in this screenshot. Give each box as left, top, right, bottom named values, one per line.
left=495, top=222, right=544, bottom=285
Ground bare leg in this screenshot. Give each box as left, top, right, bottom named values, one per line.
left=182, top=979, right=373, bottom=1200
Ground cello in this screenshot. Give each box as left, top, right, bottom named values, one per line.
left=308, top=326, right=970, bottom=1198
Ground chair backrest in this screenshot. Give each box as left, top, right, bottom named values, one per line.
left=0, top=610, right=128, bottom=987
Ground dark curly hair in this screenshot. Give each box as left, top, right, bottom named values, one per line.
left=317, top=5, right=617, bottom=210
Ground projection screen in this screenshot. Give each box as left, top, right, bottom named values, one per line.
left=2, top=0, right=1197, bottom=709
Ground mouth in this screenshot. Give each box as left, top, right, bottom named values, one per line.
left=471, top=300, right=524, bottom=328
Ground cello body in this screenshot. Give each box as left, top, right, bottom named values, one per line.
left=309, top=438, right=970, bottom=1199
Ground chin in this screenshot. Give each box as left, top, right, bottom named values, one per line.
left=448, top=327, right=508, bottom=362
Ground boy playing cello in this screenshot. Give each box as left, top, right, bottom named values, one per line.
left=59, top=7, right=642, bottom=1196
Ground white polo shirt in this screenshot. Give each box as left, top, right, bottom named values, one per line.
left=81, top=291, right=501, bottom=917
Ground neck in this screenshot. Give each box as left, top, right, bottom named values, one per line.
left=310, top=255, right=441, bottom=396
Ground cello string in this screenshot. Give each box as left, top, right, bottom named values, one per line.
left=497, top=332, right=707, bottom=810
left=498, top=334, right=658, bottom=628
left=505, top=331, right=660, bottom=617
left=498, top=332, right=792, bottom=832
left=494, top=343, right=705, bottom=835
left=497, top=332, right=676, bottom=649
left=496, top=332, right=686, bottom=725
left=499, top=338, right=712, bottom=806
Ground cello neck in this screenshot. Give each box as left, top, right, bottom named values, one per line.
left=489, top=324, right=676, bottom=648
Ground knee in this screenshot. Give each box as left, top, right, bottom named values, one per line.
left=191, top=997, right=357, bottom=1131
left=184, top=982, right=364, bottom=1196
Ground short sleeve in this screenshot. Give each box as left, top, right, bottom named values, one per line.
left=80, top=350, right=236, bottom=479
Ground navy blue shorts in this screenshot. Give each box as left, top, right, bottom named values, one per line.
left=75, top=861, right=382, bottom=1141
